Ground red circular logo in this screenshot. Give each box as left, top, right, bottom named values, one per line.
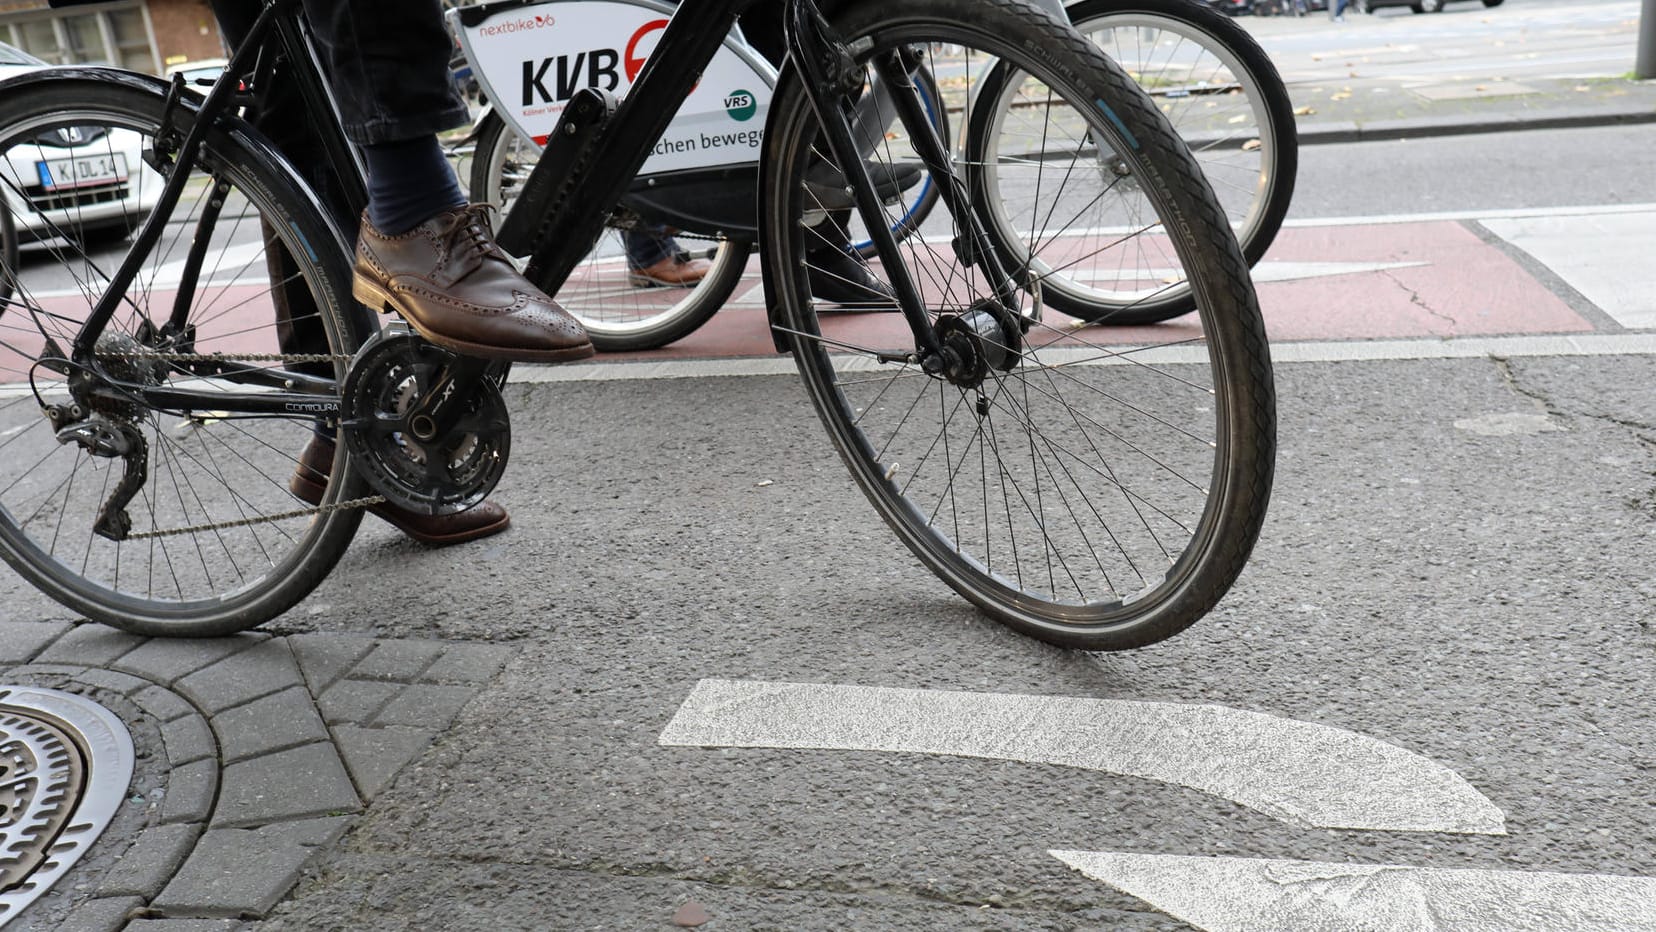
left=624, top=19, right=668, bottom=83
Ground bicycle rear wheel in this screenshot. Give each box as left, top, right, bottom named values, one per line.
left=762, top=0, right=1275, bottom=649
left=470, top=112, right=749, bottom=353
left=970, top=0, right=1297, bottom=324
left=0, top=75, right=370, bottom=636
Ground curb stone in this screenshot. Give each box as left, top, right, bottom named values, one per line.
left=0, top=621, right=514, bottom=928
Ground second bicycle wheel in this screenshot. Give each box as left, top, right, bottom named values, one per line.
left=762, top=0, right=1275, bottom=649
left=470, top=111, right=750, bottom=353
left=0, top=74, right=371, bottom=636
left=970, top=0, right=1297, bottom=323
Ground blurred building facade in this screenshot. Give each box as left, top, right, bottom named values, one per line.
left=0, top=0, right=225, bottom=73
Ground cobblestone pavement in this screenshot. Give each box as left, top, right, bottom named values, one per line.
left=0, top=623, right=511, bottom=930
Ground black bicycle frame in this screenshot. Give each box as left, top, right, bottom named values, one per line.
left=65, top=0, right=361, bottom=418
left=69, top=0, right=1010, bottom=417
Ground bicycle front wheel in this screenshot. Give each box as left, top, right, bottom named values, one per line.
left=0, top=75, right=370, bottom=636
left=971, top=0, right=1298, bottom=324
left=762, top=0, right=1275, bottom=649
left=470, top=111, right=750, bottom=352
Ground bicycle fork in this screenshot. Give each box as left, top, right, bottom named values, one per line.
left=785, top=0, right=1031, bottom=384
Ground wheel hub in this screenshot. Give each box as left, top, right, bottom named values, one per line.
left=926, top=299, right=1023, bottom=389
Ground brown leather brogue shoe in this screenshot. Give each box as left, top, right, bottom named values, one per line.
left=352, top=205, right=595, bottom=363
left=627, top=254, right=712, bottom=288
left=290, top=437, right=510, bottom=547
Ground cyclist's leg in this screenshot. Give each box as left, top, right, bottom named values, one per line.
left=207, top=0, right=513, bottom=543
left=626, top=225, right=712, bottom=288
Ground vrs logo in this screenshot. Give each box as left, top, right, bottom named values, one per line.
left=723, top=89, right=756, bottom=122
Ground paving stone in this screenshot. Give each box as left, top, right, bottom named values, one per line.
left=132, top=685, right=198, bottom=723
left=160, top=714, right=216, bottom=766
left=418, top=641, right=514, bottom=684
left=125, top=917, right=254, bottom=930
left=332, top=724, right=439, bottom=800
left=174, top=639, right=305, bottom=714
left=98, top=823, right=202, bottom=898
left=112, top=635, right=266, bottom=685
left=160, top=758, right=218, bottom=826
left=316, top=679, right=400, bottom=725
left=213, top=686, right=329, bottom=763
left=349, top=640, right=445, bottom=682
left=151, top=826, right=323, bottom=919
left=253, top=814, right=354, bottom=848
left=374, top=684, right=477, bottom=729
left=288, top=633, right=375, bottom=695
left=2, top=663, right=88, bottom=679
left=0, top=621, right=71, bottom=664
left=59, top=895, right=142, bottom=932
left=215, top=743, right=360, bottom=828
left=70, top=668, right=153, bottom=696
left=32, top=624, right=143, bottom=665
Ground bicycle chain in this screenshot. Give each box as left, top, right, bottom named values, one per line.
left=96, top=350, right=354, bottom=365
left=125, top=495, right=387, bottom=540
left=82, top=349, right=384, bottom=538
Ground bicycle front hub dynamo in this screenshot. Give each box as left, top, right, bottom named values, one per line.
left=923, top=298, right=1024, bottom=389
left=339, top=324, right=511, bottom=516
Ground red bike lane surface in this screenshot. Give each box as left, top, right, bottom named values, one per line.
left=603, top=219, right=1597, bottom=362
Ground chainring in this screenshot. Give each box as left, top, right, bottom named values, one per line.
left=339, top=325, right=510, bottom=516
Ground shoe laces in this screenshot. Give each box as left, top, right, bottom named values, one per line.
left=442, top=204, right=504, bottom=270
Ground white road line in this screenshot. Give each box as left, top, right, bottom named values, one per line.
left=659, top=679, right=1505, bottom=834
left=1050, top=851, right=1656, bottom=932
left=2, top=332, right=1652, bottom=400
left=1282, top=202, right=1656, bottom=228
left=1481, top=212, right=1656, bottom=330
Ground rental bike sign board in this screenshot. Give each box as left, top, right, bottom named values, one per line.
left=450, top=0, right=777, bottom=174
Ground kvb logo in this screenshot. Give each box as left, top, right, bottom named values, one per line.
left=521, top=47, right=621, bottom=106
left=519, top=19, right=676, bottom=107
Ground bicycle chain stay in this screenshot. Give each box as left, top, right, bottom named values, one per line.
left=53, top=348, right=383, bottom=539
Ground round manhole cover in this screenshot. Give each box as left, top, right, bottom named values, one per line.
left=0, top=687, right=134, bottom=926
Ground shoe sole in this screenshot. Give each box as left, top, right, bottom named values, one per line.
left=626, top=273, right=704, bottom=289
left=353, top=275, right=596, bottom=364
left=290, top=469, right=510, bottom=547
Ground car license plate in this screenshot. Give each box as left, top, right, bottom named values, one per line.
left=35, top=153, right=128, bottom=191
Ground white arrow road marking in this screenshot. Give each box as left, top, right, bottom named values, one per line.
left=1050, top=851, right=1656, bottom=932
left=658, top=679, right=1505, bottom=834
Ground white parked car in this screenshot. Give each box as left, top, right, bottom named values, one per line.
left=0, top=41, right=163, bottom=244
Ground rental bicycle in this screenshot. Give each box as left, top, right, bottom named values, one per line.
left=0, top=0, right=1275, bottom=650
left=467, top=0, right=1297, bottom=347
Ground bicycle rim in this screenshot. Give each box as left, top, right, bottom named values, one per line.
left=471, top=113, right=748, bottom=352
left=0, top=79, right=366, bottom=635
left=763, top=0, right=1275, bottom=649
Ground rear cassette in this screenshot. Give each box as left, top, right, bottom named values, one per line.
left=340, top=325, right=510, bottom=516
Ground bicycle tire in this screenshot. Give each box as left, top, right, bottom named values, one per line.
left=0, top=196, right=15, bottom=304
left=761, top=0, right=1275, bottom=649
left=470, top=111, right=750, bottom=353
left=0, top=73, right=370, bottom=637
left=969, top=0, right=1298, bottom=324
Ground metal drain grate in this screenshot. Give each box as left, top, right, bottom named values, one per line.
left=0, top=687, right=134, bottom=927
